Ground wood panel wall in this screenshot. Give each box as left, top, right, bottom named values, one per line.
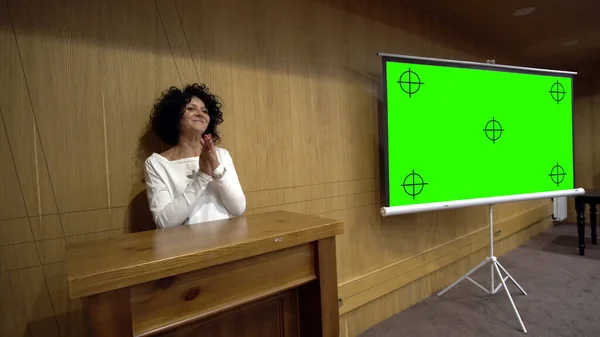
left=568, top=65, right=600, bottom=222
left=0, top=0, right=561, bottom=336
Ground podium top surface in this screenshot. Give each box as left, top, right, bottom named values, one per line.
left=66, top=211, right=343, bottom=299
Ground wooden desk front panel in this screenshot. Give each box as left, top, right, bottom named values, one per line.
left=130, top=243, right=316, bottom=336
left=157, top=290, right=299, bottom=337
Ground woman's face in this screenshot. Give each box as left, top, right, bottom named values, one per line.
left=180, top=96, right=210, bottom=137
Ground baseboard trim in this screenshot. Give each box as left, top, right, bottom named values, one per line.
left=338, top=202, right=552, bottom=314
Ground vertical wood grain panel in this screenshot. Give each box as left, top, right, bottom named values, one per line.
left=0, top=267, right=61, bottom=337
left=97, top=0, right=182, bottom=208
left=0, top=218, right=34, bottom=246
left=7, top=0, right=110, bottom=213
left=568, top=70, right=599, bottom=222
left=172, top=0, right=237, bottom=162
left=0, top=111, right=28, bottom=219
left=155, top=0, right=199, bottom=85
left=65, top=229, right=124, bottom=245
left=60, top=207, right=127, bottom=236
left=0, top=242, right=40, bottom=272
left=0, top=0, right=59, bottom=218
left=573, top=75, right=594, bottom=188
left=29, top=215, right=64, bottom=241
left=341, top=0, right=377, bottom=181
left=9, top=0, right=183, bottom=212
left=590, top=70, right=600, bottom=187
left=36, top=238, right=66, bottom=265
left=43, top=263, right=84, bottom=337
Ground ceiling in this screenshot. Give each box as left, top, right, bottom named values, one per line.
left=410, top=0, right=600, bottom=73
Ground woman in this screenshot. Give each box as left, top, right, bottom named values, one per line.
left=144, top=83, right=246, bottom=229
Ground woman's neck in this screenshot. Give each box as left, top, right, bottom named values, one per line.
left=163, top=135, right=203, bottom=160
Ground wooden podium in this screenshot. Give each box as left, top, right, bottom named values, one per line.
left=66, top=211, right=344, bottom=337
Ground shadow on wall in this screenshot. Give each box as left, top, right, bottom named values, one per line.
left=127, top=127, right=165, bottom=233
left=1, top=0, right=502, bottom=79
left=316, top=0, right=504, bottom=62
left=20, top=271, right=82, bottom=336
left=594, top=175, right=600, bottom=189
left=25, top=315, right=62, bottom=336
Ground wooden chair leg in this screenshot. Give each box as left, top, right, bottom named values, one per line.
left=575, top=198, right=586, bottom=256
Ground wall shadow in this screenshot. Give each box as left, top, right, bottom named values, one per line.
left=51, top=310, right=85, bottom=337
left=127, top=189, right=156, bottom=233
left=23, top=293, right=63, bottom=336
left=1, top=0, right=509, bottom=81
left=127, top=127, right=165, bottom=233
left=25, top=316, right=61, bottom=337
left=316, top=0, right=514, bottom=63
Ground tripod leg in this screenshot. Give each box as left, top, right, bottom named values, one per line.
left=494, top=262, right=527, bottom=333
left=496, top=260, right=527, bottom=296
left=437, top=259, right=489, bottom=296
left=491, top=263, right=495, bottom=294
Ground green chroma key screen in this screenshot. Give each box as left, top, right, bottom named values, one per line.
left=381, top=57, right=575, bottom=208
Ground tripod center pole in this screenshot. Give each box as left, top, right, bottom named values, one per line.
left=490, top=204, right=495, bottom=293
left=490, top=204, right=494, bottom=257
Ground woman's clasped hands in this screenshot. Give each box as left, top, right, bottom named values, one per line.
left=199, top=134, right=220, bottom=176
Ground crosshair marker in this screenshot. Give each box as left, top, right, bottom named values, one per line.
left=549, top=163, right=566, bottom=186
left=549, top=81, right=566, bottom=104
left=483, top=117, right=504, bottom=143
left=398, top=68, right=424, bottom=98
left=402, top=170, right=428, bottom=199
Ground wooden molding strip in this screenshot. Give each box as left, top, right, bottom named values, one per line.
left=338, top=202, right=552, bottom=314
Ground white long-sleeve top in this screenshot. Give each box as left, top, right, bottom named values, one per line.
left=144, top=147, right=246, bottom=229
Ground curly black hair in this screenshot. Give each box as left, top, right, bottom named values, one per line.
left=148, top=83, right=224, bottom=146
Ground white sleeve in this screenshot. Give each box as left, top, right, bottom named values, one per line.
left=212, top=149, right=246, bottom=216
left=144, top=159, right=212, bottom=229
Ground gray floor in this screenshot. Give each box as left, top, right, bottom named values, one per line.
left=359, top=223, right=600, bottom=337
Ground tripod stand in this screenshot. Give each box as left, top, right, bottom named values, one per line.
left=437, top=204, right=528, bottom=333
